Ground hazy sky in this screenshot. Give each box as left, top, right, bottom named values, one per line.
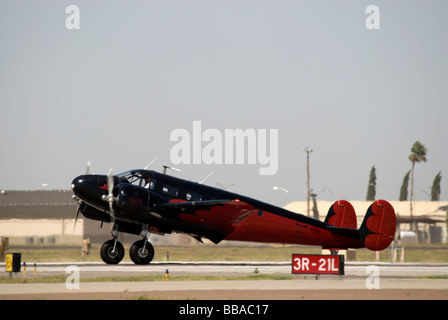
left=1, top=1, right=447, bottom=207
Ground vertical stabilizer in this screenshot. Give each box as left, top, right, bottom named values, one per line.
left=324, top=200, right=357, bottom=229
left=360, top=200, right=396, bottom=251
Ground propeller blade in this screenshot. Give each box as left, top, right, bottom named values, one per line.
left=107, top=167, right=115, bottom=223
left=109, top=205, right=115, bottom=224
left=73, top=202, right=82, bottom=232
left=107, top=167, right=114, bottom=195
left=100, top=167, right=116, bottom=224
left=85, top=161, right=91, bottom=174
left=144, top=156, right=158, bottom=170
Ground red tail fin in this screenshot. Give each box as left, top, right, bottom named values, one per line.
left=360, top=200, right=396, bottom=251
left=324, top=200, right=357, bottom=229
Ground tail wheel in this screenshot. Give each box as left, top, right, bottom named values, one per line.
left=130, top=240, right=155, bottom=265
left=100, top=239, right=125, bottom=264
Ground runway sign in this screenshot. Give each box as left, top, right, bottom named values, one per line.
left=5, top=254, right=12, bottom=272
left=292, top=254, right=344, bottom=275
left=5, top=253, right=21, bottom=273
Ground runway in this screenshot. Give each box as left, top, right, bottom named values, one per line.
left=1, top=261, right=448, bottom=299
left=2, top=260, right=448, bottom=278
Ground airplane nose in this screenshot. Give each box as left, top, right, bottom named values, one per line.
left=71, top=174, right=109, bottom=210
left=71, top=175, right=85, bottom=192
left=71, top=175, right=96, bottom=200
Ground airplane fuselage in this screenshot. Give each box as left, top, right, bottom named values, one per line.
left=71, top=169, right=396, bottom=264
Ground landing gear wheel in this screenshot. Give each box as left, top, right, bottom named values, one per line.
left=100, top=239, right=125, bottom=264
left=129, top=240, right=154, bottom=265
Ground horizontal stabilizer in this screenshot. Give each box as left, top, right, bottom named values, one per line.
left=324, top=200, right=357, bottom=229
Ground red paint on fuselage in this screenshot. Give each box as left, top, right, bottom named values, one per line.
left=225, top=210, right=364, bottom=249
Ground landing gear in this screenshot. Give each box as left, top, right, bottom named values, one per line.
left=100, top=239, right=125, bottom=264
left=129, top=240, right=155, bottom=265
left=129, top=224, right=154, bottom=265
left=100, top=223, right=155, bottom=265
left=100, top=224, right=125, bottom=264
left=330, top=249, right=339, bottom=255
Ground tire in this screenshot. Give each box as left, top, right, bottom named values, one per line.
left=129, top=240, right=154, bottom=265
left=100, top=239, right=125, bottom=264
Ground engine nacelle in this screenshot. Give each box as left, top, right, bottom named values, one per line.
left=111, top=183, right=172, bottom=233
left=114, top=183, right=152, bottom=218
left=80, top=201, right=111, bottom=223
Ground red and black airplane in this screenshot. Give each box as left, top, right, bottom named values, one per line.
left=71, top=169, right=396, bottom=264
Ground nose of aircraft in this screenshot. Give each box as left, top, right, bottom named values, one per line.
left=71, top=174, right=111, bottom=210
left=71, top=174, right=105, bottom=203
left=71, top=175, right=91, bottom=201
left=71, top=175, right=86, bottom=193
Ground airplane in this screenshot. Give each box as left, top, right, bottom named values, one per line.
left=71, top=168, right=397, bottom=264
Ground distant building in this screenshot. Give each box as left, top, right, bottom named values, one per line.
left=0, top=190, right=86, bottom=245
left=0, top=190, right=134, bottom=245
left=0, top=190, right=190, bottom=246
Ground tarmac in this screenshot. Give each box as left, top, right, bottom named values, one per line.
left=1, top=261, right=448, bottom=300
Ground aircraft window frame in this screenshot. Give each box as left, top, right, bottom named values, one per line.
left=125, top=173, right=143, bottom=186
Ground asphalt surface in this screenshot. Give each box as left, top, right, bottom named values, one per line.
left=3, top=260, right=448, bottom=277
left=1, top=261, right=448, bottom=293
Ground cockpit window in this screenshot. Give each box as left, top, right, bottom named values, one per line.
left=118, top=171, right=156, bottom=190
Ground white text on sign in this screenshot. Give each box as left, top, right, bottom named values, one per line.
left=292, top=254, right=344, bottom=275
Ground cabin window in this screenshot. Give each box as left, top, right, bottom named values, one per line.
left=162, top=185, right=179, bottom=197
left=143, top=178, right=156, bottom=190
left=186, top=192, right=202, bottom=201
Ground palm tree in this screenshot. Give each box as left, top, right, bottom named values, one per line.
left=409, top=141, right=427, bottom=218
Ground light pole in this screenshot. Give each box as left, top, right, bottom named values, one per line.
left=304, top=147, right=313, bottom=217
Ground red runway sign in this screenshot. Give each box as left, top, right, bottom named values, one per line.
left=292, top=254, right=344, bottom=275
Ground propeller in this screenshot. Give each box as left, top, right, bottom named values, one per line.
left=73, top=160, right=91, bottom=231
left=72, top=198, right=82, bottom=232
left=101, top=167, right=116, bottom=224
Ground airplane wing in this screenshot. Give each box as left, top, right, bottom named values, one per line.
left=155, top=199, right=258, bottom=243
